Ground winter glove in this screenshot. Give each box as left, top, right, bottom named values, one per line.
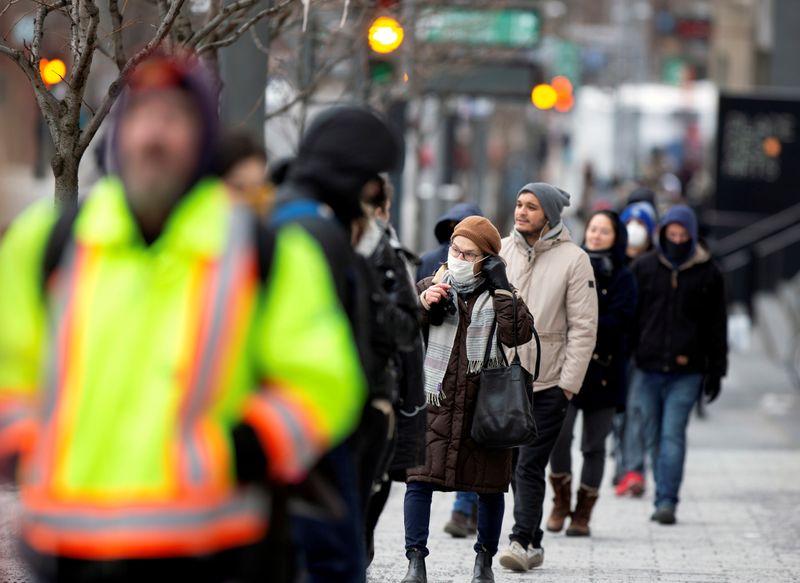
left=482, top=256, right=511, bottom=292
left=702, top=375, right=722, bottom=404
left=232, top=422, right=269, bottom=484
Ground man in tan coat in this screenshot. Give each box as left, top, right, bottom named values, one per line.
left=498, top=182, right=598, bottom=573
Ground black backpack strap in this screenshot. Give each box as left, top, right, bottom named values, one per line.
left=251, top=212, right=277, bottom=284
left=41, top=203, right=81, bottom=292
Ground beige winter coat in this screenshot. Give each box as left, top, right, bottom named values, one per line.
left=501, top=226, right=598, bottom=394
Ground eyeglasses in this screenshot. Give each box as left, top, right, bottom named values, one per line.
left=449, top=244, right=484, bottom=263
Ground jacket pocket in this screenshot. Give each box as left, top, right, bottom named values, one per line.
left=533, top=332, right=566, bottom=386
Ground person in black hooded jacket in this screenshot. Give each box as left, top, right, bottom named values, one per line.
left=271, top=106, right=404, bottom=583
left=355, top=177, right=427, bottom=567
left=620, top=205, right=728, bottom=526
left=547, top=211, right=637, bottom=538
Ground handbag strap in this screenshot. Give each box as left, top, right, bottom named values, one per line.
left=510, top=292, right=542, bottom=381
left=482, top=317, right=500, bottom=368
left=482, top=291, right=541, bottom=381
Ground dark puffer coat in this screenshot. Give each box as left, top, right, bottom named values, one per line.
left=573, top=211, right=638, bottom=412
left=407, top=270, right=533, bottom=494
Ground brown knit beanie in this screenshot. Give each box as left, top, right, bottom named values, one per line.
left=451, top=216, right=502, bottom=256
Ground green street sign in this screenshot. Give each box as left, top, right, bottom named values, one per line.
left=417, top=8, right=541, bottom=49
left=554, top=39, right=581, bottom=89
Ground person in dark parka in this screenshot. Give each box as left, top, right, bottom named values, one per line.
left=417, top=203, right=483, bottom=281
left=272, top=106, right=404, bottom=583
left=403, top=217, right=533, bottom=583
left=621, top=205, right=728, bottom=526
left=547, top=210, right=638, bottom=537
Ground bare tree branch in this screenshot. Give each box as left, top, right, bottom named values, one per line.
left=78, top=0, right=189, bottom=153
left=187, top=0, right=262, bottom=48
left=0, top=0, right=20, bottom=22
left=70, top=1, right=100, bottom=92
left=170, top=1, right=194, bottom=43
left=32, top=1, right=67, bottom=64
left=196, top=0, right=296, bottom=53
left=108, top=0, right=126, bottom=70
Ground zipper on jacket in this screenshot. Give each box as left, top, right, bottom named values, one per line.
left=664, top=270, right=678, bottom=371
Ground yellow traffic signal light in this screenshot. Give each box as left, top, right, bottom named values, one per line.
left=39, top=58, right=66, bottom=86
left=368, top=16, right=404, bottom=54
left=531, top=84, right=557, bottom=110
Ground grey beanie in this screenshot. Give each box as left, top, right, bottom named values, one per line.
left=517, top=182, right=571, bottom=226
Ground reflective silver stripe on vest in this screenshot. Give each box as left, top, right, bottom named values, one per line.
left=183, top=205, right=253, bottom=485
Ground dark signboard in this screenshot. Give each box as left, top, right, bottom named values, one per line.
left=715, top=93, right=800, bottom=214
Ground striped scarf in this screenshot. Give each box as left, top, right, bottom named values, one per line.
left=423, top=273, right=502, bottom=406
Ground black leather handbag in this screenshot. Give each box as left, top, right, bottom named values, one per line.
left=470, top=294, right=540, bottom=448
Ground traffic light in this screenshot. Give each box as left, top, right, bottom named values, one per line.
left=531, top=84, right=557, bottom=110
left=39, top=58, right=66, bottom=86
left=368, top=16, right=404, bottom=54
left=531, top=76, right=575, bottom=112
left=367, top=11, right=405, bottom=86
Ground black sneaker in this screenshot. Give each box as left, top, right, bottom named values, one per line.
left=651, top=506, right=677, bottom=525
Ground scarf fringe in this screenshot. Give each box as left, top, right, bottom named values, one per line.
left=467, top=357, right=504, bottom=374
left=425, top=390, right=445, bottom=407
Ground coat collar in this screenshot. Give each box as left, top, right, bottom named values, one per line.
left=657, top=242, right=711, bottom=272
left=75, top=176, right=231, bottom=258
left=511, top=222, right=571, bottom=255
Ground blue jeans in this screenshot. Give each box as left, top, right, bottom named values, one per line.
left=626, top=369, right=702, bottom=509
left=622, top=368, right=648, bottom=475
left=452, top=491, right=478, bottom=516
left=404, top=482, right=504, bottom=558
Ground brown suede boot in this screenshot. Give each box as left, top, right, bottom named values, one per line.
left=566, top=485, right=599, bottom=537
left=545, top=473, right=572, bottom=532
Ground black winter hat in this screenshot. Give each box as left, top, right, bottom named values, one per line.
left=288, top=106, right=403, bottom=222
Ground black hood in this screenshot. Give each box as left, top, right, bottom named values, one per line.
left=583, top=209, right=628, bottom=267
left=287, top=106, right=403, bottom=223
left=433, top=202, right=483, bottom=244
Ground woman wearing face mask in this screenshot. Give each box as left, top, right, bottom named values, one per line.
left=401, top=216, right=534, bottom=583
left=546, top=211, right=638, bottom=537
left=620, top=201, right=657, bottom=261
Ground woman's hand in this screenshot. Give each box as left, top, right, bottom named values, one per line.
left=483, top=256, right=512, bottom=292
left=424, top=283, right=451, bottom=305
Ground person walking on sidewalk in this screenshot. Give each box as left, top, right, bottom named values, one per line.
left=612, top=199, right=657, bottom=490
left=417, top=202, right=483, bottom=538
left=497, top=183, right=598, bottom=573
left=622, top=205, right=728, bottom=525
left=402, top=217, right=533, bottom=583
left=419, top=204, right=484, bottom=539
left=547, top=211, right=637, bottom=537
left=0, top=52, right=365, bottom=583
left=272, top=106, right=404, bottom=583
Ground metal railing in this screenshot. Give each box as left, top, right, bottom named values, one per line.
left=713, top=201, right=800, bottom=308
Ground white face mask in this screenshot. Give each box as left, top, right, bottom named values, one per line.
left=447, top=255, right=478, bottom=285
left=627, top=221, right=649, bottom=249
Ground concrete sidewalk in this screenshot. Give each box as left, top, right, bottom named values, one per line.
left=1, top=349, right=798, bottom=582
left=368, top=348, right=800, bottom=582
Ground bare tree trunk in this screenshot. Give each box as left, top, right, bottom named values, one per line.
left=51, top=146, right=80, bottom=207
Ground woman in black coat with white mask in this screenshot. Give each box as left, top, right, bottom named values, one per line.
left=546, top=210, right=638, bottom=537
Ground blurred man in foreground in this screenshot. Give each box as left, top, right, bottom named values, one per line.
left=0, top=51, right=364, bottom=582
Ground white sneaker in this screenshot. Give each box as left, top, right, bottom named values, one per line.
left=498, top=541, right=529, bottom=572
left=527, top=546, right=544, bottom=569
